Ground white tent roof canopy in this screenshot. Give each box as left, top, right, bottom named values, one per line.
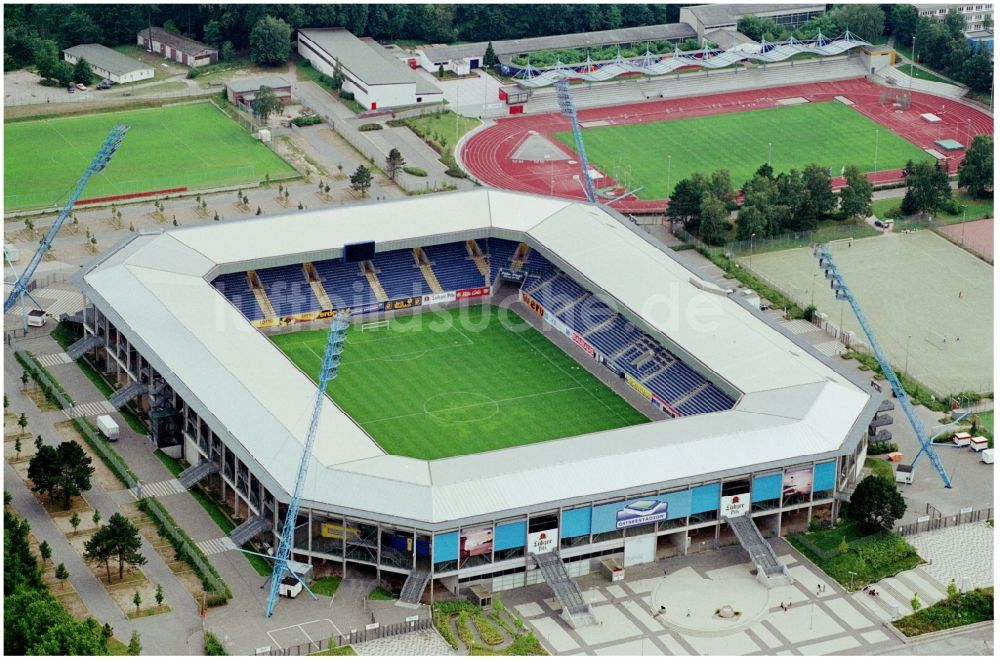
left=79, top=189, right=872, bottom=526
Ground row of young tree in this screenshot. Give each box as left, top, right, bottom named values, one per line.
left=4, top=4, right=681, bottom=71
left=738, top=4, right=887, bottom=44
left=667, top=162, right=873, bottom=245
left=4, top=493, right=140, bottom=654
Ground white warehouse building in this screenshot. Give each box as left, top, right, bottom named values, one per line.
left=297, top=28, right=443, bottom=111
left=63, top=44, right=154, bottom=84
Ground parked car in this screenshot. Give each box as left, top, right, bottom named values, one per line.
left=97, top=80, right=112, bottom=90
left=75, top=83, right=87, bottom=91
left=67, top=84, right=75, bottom=93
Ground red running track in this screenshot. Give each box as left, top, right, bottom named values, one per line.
left=460, top=79, right=993, bottom=215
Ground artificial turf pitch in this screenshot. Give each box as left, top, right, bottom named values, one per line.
left=554, top=102, right=931, bottom=199
left=4, top=102, right=297, bottom=211
left=272, top=305, right=648, bottom=460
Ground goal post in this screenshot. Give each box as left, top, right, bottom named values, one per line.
left=924, top=329, right=948, bottom=351
left=361, top=320, right=389, bottom=332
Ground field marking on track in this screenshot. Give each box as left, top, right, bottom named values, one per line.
left=360, top=386, right=585, bottom=426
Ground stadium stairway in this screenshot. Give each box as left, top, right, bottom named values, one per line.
left=110, top=381, right=148, bottom=409
left=466, top=240, right=490, bottom=278
left=510, top=243, right=531, bottom=270
left=727, top=514, right=791, bottom=587
left=247, top=270, right=278, bottom=320
left=361, top=261, right=389, bottom=302
left=177, top=460, right=218, bottom=489
left=303, top=262, right=334, bottom=310
left=414, top=247, right=444, bottom=294
left=395, top=569, right=431, bottom=609
left=67, top=334, right=102, bottom=360
left=533, top=552, right=597, bottom=628
left=229, top=516, right=270, bottom=547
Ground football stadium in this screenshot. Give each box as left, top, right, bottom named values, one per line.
left=75, top=189, right=878, bottom=613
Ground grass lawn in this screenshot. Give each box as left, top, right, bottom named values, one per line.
left=789, top=522, right=923, bottom=588
left=396, top=110, right=480, bottom=165
left=555, top=102, right=930, bottom=199
left=894, top=587, right=993, bottom=636
left=894, top=63, right=953, bottom=85
left=309, top=644, right=357, bottom=656
left=4, top=102, right=297, bottom=211
left=367, top=586, right=395, bottom=600
left=979, top=411, right=993, bottom=435
left=154, top=450, right=184, bottom=478
left=872, top=190, right=994, bottom=225
left=311, top=576, right=342, bottom=597
left=272, top=305, right=647, bottom=460
left=864, top=457, right=894, bottom=482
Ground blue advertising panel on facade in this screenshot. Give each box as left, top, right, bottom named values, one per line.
left=752, top=473, right=783, bottom=502
left=494, top=520, right=527, bottom=552
left=813, top=461, right=837, bottom=492
left=615, top=499, right=668, bottom=529
left=433, top=531, right=459, bottom=563
left=561, top=507, right=592, bottom=538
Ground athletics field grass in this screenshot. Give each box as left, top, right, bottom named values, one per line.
left=272, top=305, right=648, bottom=460
left=4, top=102, right=297, bottom=211
left=554, top=102, right=931, bottom=199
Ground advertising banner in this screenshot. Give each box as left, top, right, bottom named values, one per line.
left=498, top=268, right=527, bottom=284
left=650, top=393, right=682, bottom=418
left=253, top=318, right=277, bottom=329
left=624, top=373, right=653, bottom=401
left=421, top=291, right=457, bottom=305
left=616, top=499, right=667, bottom=529
left=783, top=467, right=814, bottom=498
left=543, top=310, right=570, bottom=335
left=459, top=526, right=493, bottom=562
left=383, top=296, right=421, bottom=312
left=350, top=302, right=385, bottom=316
left=520, top=291, right=545, bottom=318
left=527, top=529, right=558, bottom=555
left=457, top=286, right=490, bottom=299
left=720, top=493, right=750, bottom=519
left=571, top=331, right=596, bottom=357
left=320, top=522, right=360, bottom=539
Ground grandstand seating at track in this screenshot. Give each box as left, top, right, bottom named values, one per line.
left=210, top=237, right=735, bottom=417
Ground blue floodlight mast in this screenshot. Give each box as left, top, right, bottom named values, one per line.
left=4, top=125, right=129, bottom=314
left=265, top=313, right=350, bottom=617
left=554, top=80, right=598, bottom=204
left=814, top=245, right=952, bottom=488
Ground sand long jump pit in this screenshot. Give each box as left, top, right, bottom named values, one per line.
left=748, top=231, right=993, bottom=395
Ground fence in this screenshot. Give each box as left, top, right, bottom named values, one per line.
left=256, top=617, right=434, bottom=655
left=896, top=506, right=993, bottom=537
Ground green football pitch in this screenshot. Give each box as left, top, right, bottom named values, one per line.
left=554, top=102, right=931, bottom=199
left=4, top=102, right=297, bottom=211
left=272, top=305, right=648, bottom=460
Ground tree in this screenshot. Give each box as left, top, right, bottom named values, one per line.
left=69, top=511, right=81, bottom=535
left=14, top=436, right=22, bottom=460
left=831, top=4, right=885, bottom=43
left=839, top=165, right=874, bottom=219
left=385, top=148, right=406, bottom=181
left=958, top=135, right=993, bottom=199
left=754, top=163, right=775, bottom=180
left=846, top=475, right=906, bottom=533
left=154, top=584, right=164, bottom=607
left=33, top=39, right=62, bottom=83
left=667, top=174, right=707, bottom=229
left=92, top=510, right=101, bottom=528
left=54, top=562, right=69, bottom=585
left=39, top=540, right=51, bottom=566
left=888, top=5, right=918, bottom=47
left=801, top=163, right=836, bottom=224
left=708, top=169, right=735, bottom=208
left=54, top=61, right=74, bottom=88
left=102, top=622, right=113, bottom=642
left=83, top=526, right=115, bottom=584
left=34, top=435, right=43, bottom=451
left=220, top=41, right=235, bottom=63
left=249, top=16, right=291, bottom=66
left=103, top=513, right=147, bottom=580
left=901, top=161, right=952, bottom=216
left=350, top=165, right=373, bottom=197
left=49, top=441, right=94, bottom=510
left=132, top=589, right=142, bottom=615
left=17, top=412, right=27, bottom=434
left=698, top=193, right=729, bottom=245
left=127, top=630, right=142, bottom=655
left=203, top=19, right=224, bottom=48
left=483, top=41, right=498, bottom=69
left=838, top=536, right=849, bottom=555
left=27, top=445, right=61, bottom=506
left=4, top=393, right=8, bottom=410
left=252, top=86, right=284, bottom=123
left=72, top=58, right=94, bottom=86
left=737, top=15, right=780, bottom=42
left=961, top=53, right=993, bottom=94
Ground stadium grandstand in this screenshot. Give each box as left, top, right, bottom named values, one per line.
left=74, top=190, right=877, bottom=611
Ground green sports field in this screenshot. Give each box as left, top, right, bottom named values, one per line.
left=554, top=102, right=930, bottom=199
left=4, top=102, right=297, bottom=211
left=272, top=306, right=648, bottom=460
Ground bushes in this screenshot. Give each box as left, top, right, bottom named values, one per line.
left=471, top=612, right=504, bottom=646
left=868, top=441, right=899, bottom=455
left=338, top=90, right=354, bottom=101
left=14, top=351, right=74, bottom=409
left=292, top=115, right=323, bottom=127
left=402, top=166, right=427, bottom=177
left=358, top=123, right=382, bottom=131
left=71, top=418, right=139, bottom=486
left=203, top=631, right=227, bottom=655
left=894, top=587, right=994, bottom=636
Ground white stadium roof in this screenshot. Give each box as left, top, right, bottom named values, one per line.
left=78, top=190, right=874, bottom=527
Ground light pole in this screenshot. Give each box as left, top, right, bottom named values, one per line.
left=750, top=233, right=756, bottom=269
left=666, top=154, right=672, bottom=199
left=767, top=142, right=772, bottom=166
left=848, top=570, right=857, bottom=592
left=545, top=153, right=553, bottom=196
left=873, top=129, right=880, bottom=185
left=909, top=33, right=916, bottom=90
left=961, top=205, right=967, bottom=245
left=811, top=273, right=817, bottom=306
left=838, top=298, right=846, bottom=353
left=904, top=334, right=912, bottom=379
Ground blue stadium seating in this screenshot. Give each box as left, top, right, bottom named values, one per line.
left=313, top=258, right=377, bottom=309
left=255, top=264, right=320, bottom=317
left=211, top=272, right=262, bottom=321
left=423, top=242, right=486, bottom=292
left=486, top=239, right=519, bottom=284
left=373, top=249, right=430, bottom=300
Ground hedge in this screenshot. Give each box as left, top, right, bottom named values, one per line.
left=358, top=123, right=382, bottom=131
left=292, top=115, right=323, bottom=127
left=203, top=631, right=228, bottom=655
left=14, top=351, right=74, bottom=409
left=71, top=417, right=140, bottom=485
left=137, top=497, right=231, bottom=604
left=402, top=166, right=427, bottom=177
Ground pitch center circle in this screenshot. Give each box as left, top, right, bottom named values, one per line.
left=423, top=391, right=500, bottom=423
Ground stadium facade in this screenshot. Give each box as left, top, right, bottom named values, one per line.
left=75, top=190, right=878, bottom=598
